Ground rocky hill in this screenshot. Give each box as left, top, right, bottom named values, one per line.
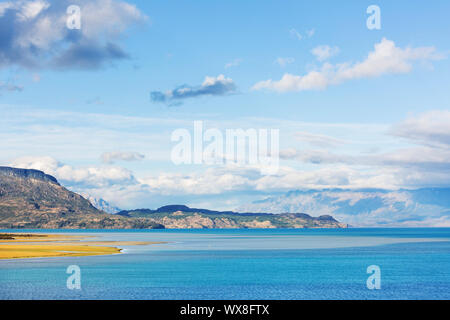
left=0, top=166, right=163, bottom=229
left=0, top=166, right=346, bottom=229
left=117, top=206, right=347, bottom=229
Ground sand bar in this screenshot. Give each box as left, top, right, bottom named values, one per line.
left=0, top=233, right=165, bottom=259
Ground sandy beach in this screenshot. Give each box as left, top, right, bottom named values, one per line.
left=0, top=233, right=164, bottom=259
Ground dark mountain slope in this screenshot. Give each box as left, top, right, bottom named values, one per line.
left=0, top=167, right=163, bottom=229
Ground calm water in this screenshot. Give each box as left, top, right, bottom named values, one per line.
left=1, top=228, right=449, bottom=300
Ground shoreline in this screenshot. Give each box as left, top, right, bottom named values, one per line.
left=0, top=233, right=165, bottom=259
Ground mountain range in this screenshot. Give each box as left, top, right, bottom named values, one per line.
left=0, top=166, right=346, bottom=229
left=239, top=188, right=450, bottom=227
left=116, top=205, right=347, bottom=229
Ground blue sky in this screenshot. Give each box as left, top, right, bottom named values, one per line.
left=1, top=0, right=450, bottom=217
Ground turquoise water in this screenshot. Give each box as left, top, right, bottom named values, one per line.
left=1, top=228, right=449, bottom=300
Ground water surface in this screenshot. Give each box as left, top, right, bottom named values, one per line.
left=1, top=228, right=449, bottom=300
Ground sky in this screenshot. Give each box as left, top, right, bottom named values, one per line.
left=0, top=0, right=450, bottom=213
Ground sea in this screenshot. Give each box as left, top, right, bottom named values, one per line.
left=0, top=228, right=449, bottom=300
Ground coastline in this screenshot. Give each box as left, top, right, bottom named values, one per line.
left=0, top=233, right=164, bottom=259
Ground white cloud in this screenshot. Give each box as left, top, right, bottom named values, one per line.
left=16, top=0, right=50, bottom=21
left=276, top=110, right=450, bottom=190
left=10, top=156, right=136, bottom=188
left=0, top=0, right=147, bottom=69
left=390, top=110, right=450, bottom=148
left=252, top=71, right=329, bottom=92
left=151, top=74, right=237, bottom=104
left=280, top=145, right=450, bottom=185
left=80, top=0, right=147, bottom=39
left=311, top=45, right=339, bottom=61
left=0, top=105, right=188, bottom=163
left=137, top=164, right=397, bottom=196
left=134, top=158, right=450, bottom=211
left=3, top=107, right=450, bottom=212
left=138, top=166, right=255, bottom=195
left=253, top=38, right=445, bottom=92
left=101, top=151, right=145, bottom=164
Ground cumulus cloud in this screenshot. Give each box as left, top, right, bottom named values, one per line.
left=137, top=164, right=398, bottom=196
left=101, top=151, right=145, bottom=164
left=253, top=38, right=445, bottom=92
left=132, top=160, right=450, bottom=212
left=150, top=75, right=237, bottom=105
left=311, top=45, right=339, bottom=61
left=139, top=167, right=253, bottom=195
left=10, top=153, right=449, bottom=201
left=0, top=0, right=146, bottom=70
left=10, top=156, right=136, bottom=188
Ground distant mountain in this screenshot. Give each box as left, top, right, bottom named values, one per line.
left=118, top=204, right=262, bottom=217
left=239, top=188, right=450, bottom=227
left=0, top=166, right=163, bottom=229
left=117, top=205, right=347, bottom=229
left=84, top=196, right=121, bottom=214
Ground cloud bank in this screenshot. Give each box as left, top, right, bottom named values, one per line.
left=10, top=156, right=136, bottom=188
left=239, top=189, right=450, bottom=227
left=390, top=110, right=450, bottom=148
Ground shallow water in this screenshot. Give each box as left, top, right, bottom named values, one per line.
left=1, top=228, right=449, bottom=299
